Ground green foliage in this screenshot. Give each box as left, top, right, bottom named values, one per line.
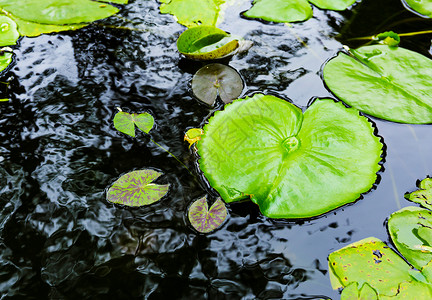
left=0, top=15, right=19, bottom=46
left=197, top=94, right=382, bottom=219
left=309, top=0, right=357, bottom=10
left=113, top=110, right=155, bottom=138
left=177, top=26, right=240, bottom=60
left=159, top=0, right=225, bottom=27
left=323, top=45, right=432, bottom=124
left=405, top=177, right=432, bottom=210
left=192, top=63, right=243, bottom=105
left=107, top=170, right=169, bottom=207
left=188, top=196, right=228, bottom=233
left=184, top=128, right=204, bottom=148
left=0, top=48, right=12, bottom=73
left=376, top=31, right=400, bottom=46
left=403, top=0, right=432, bottom=18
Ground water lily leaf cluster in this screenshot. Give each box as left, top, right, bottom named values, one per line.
left=0, top=0, right=127, bottom=37
left=329, top=176, right=432, bottom=298
left=197, top=94, right=383, bottom=219
left=113, top=110, right=155, bottom=137
left=188, top=196, right=228, bottom=233
left=107, top=169, right=169, bottom=207
left=323, top=45, right=432, bottom=124
left=191, top=63, right=243, bottom=105
left=243, top=0, right=356, bottom=23
left=403, top=0, right=432, bottom=18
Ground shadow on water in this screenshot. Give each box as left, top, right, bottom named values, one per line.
left=1, top=0, right=432, bottom=299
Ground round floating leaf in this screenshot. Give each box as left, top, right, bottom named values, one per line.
left=388, top=206, right=432, bottom=270
left=113, top=111, right=155, bottom=137
left=188, top=196, right=228, bottom=233
left=197, top=94, right=382, bottom=219
left=177, top=26, right=239, bottom=60
left=159, top=0, right=226, bottom=27
left=403, top=0, right=432, bottom=18
left=0, top=48, right=13, bottom=73
left=107, top=170, right=169, bottom=207
left=243, top=0, right=313, bottom=23
left=308, top=0, right=357, bottom=10
left=323, top=45, right=432, bottom=124
left=192, top=63, right=243, bottom=106
left=184, top=128, right=204, bottom=148
left=0, top=16, right=19, bottom=47
left=405, top=177, right=432, bottom=210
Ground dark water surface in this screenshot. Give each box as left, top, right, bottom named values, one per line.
left=1, top=0, right=432, bottom=299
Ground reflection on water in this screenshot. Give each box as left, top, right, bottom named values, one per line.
left=1, top=0, right=432, bottom=298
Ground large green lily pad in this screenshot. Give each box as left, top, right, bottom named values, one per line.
left=159, top=0, right=225, bottom=27
left=243, top=0, right=356, bottom=23
left=107, top=170, right=170, bottom=207
left=403, top=0, right=432, bottom=18
left=323, top=45, right=432, bottom=124
left=405, top=177, right=432, bottom=210
left=0, top=48, right=12, bottom=73
left=0, top=15, right=19, bottom=46
left=388, top=206, right=432, bottom=271
left=197, top=94, right=382, bottom=219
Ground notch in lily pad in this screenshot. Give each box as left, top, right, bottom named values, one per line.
left=188, top=196, right=228, bottom=233
left=107, top=169, right=169, bottom=207
left=192, top=63, right=244, bottom=106
left=113, top=108, right=154, bottom=137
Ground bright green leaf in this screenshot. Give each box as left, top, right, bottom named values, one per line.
left=388, top=206, right=432, bottom=270
left=113, top=111, right=155, bottom=138
left=308, top=0, right=356, bottom=11
left=403, top=0, right=432, bottom=18
left=376, top=31, right=400, bottom=46
left=192, top=63, right=243, bottom=106
left=0, top=98, right=9, bottom=102
left=107, top=170, right=169, bottom=207
left=11, top=17, right=87, bottom=37
left=184, top=128, right=204, bottom=148
left=323, top=45, right=432, bottom=124
left=159, top=0, right=225, bottom=27
left=243, top=0, right=313, bottom=23
left=99, top=0, right=128, bottom=4
left=0, top=47, right=12, bottom=73
left=188, top=196, right=228, bottom=233
left=197, top=94, right=382, bottom=219
left=405, top=177, right=432, bottom=210
left=0, top=15, right=19, bottom=46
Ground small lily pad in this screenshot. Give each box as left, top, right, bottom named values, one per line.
left=184, top=128, right=204, bottom=148
left=405, top=177, right=432, bottom=210
left=0, top=47, right=13, bottom=73
left=376, top=31, right=400, bottom=47
left=177, top=26, right=240, bottom=60
left=192, top=63, right=243, bottom=106
left=113, top=110, right=155, bottom=137
left=188, top=196, right=228, bottom=233
left=0, top=15, right=19, bottom=47
left=107, top=170, right=169, bottom=207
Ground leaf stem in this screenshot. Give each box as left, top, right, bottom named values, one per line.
left=348, top=30, right=432, bottom=41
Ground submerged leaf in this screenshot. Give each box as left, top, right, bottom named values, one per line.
left=323, top=45, right=432, bottom=124
left=405, top=177, right=432, bottom=210
left=197, top=94, right=382, bottom=219
left=0, top=15, right=19, bottom=46
left=188, top=196, right=228, bottom=233
left=388, top=206, right=432, bottom=270
left=192, top=63, right=243, bottom=105
left=0, top=48, right=12, bottom=73
left=113, top=111, right=155, bottom=137
left=107, top=170, right=169, bottom=207
left=184, top=128, right=204, bottom=148
left=243, top=0, right=313, bottom=23
left=403, top=0, right=432, bottom=18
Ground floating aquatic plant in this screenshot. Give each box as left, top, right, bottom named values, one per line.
left=0, top=15, right=19, bottom=46
left=0, top=47, right=13, bottom=73
left=113, top=109, right=155, bottom=137
left=184, top=128, right=204, bottom=148
left=405, top=177, right=432, bottom=210
left=191, top=63, right=243, bottom=105
left=188, top=196, right=228, bottom=233
left=403, top=0, right=432, bottom=18
left=197, top=94, right=383, bottom=219
left=107, top=169, right=169, bottom=207
left=323, top=45, right=432, bottom=124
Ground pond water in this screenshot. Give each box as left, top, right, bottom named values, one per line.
left=1, top=0, right=432, bottom=298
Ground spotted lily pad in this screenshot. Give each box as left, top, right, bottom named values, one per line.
left=403, top=0, right=432, bottom=18
left=197, top=94, right=382, bottom=219
left=388, top=206, right=432, bottom=270
left=107, top=170, right=169, bottom=207
left=184, top=128, right=204, bottom=148
left=0, top=47, right=13, bottom=73
left=0, top=16, right=19, bottom=47
left=192, top=63, right=243, bottom=106
left=177, top=26, right=240, bottom=60
left=405, top=177, right=432, bottom=210
left=323, top=45, right=432, bottom=124
left=188, top=196, right=228, bottom=233
left=113, top=110, right=155, bottom=137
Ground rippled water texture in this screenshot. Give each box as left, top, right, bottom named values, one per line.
left=1, top=0, right=432, bottom=298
